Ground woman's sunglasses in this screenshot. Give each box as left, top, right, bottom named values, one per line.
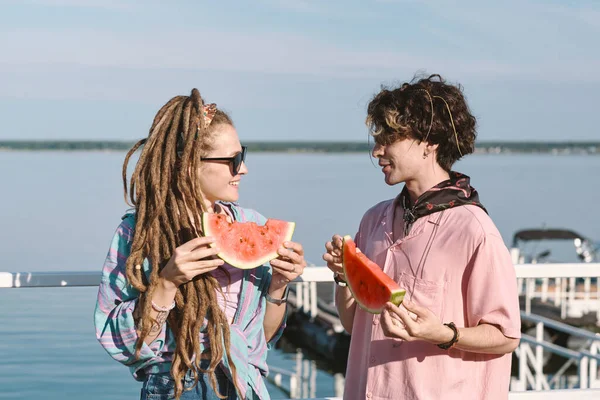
left=201, top=146, right=247, bottom=175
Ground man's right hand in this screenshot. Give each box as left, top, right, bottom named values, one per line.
left=323, top=234, right=346, bottom=280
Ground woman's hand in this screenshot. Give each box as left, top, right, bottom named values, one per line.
left=322, top=234, right=345, bottom=280
left=159, top=237, right=224, bottom=290
left=269, top=241, right=306, bottom=291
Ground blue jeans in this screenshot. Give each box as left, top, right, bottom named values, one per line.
left=140, top=362, right=241, bottom=400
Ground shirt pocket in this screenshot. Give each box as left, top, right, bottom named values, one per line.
left=398, top=272, right=447, bottom=319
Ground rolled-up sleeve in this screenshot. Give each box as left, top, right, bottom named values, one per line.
left=94, top=217, right=166, bottom=379
left=464, top=233, right=522, bottom=339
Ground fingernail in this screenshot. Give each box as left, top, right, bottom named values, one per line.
left=283, top=241, right=290, bottom=247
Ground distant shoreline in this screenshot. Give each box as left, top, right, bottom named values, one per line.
left=0, top=140, right=599, bottom=155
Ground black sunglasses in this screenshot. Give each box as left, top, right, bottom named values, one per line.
left=201, top=146, right=247, bottom=175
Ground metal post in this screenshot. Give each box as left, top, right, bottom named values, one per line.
left=536, top=322, right=544, bottom=390
left=541, top=278, right=549, bottom=302
left=591, top=341, right=599, bottom=388
left=584, top=278, right=591, bottom=303
left=295, top=281, right=303, bottom=312
left=294, top=349, right=302, bottom=399
left=334, top=373, right=345, bottom=396
left=302, top=358, right=309, bottom=398
left=569, top=277, right=576, bottom=316
left=526, top=278, right=532, bottom=314
left=310, top=360, right=317, bottom=398
left=310, top=281, right=318, bottom=320
left=519, top=343, right=528, bottom=390
left=554, top=277, right=562, bottom=307
left=303, top=282, right=310, bottom=315
left=580, top=356, right=589, bottom=389
left=561, top=279, right=568, bottom=319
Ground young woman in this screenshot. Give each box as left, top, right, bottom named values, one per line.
left=323, top=75, right=521, bottom=399
left=95, top=89, right=306, bottom=400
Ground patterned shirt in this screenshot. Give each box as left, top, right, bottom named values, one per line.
left=94, top=203, right=285, bottom=400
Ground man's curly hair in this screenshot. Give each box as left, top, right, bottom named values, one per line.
left=366, top=74, right=477, bottom=171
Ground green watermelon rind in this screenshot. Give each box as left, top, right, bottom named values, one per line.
left=342, top=235, right=406, bottom=314
left=202, top=213, right=295, bottom=269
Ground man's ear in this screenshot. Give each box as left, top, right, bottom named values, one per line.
left=423, top=141, right=439, bottom=157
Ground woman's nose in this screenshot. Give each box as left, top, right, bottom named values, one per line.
left=238, top=161, right=248, bottom=175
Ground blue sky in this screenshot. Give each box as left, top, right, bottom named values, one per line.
left=0, top=0, right=598, bottom=142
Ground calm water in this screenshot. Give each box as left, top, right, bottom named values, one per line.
left=1, top=152, right=599, bottom=399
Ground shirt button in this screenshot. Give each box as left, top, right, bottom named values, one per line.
left=372, top=317, right=379, bottom=325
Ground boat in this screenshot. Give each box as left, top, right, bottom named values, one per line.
left=510, top=228, right=598, bottom=265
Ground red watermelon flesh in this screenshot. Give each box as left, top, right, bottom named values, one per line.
left=342, top=235, right=405, bottom=314
left=202, top=213, right=295, bottom=269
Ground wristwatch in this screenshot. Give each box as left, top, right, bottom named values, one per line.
left=265, top=285, right=290, bottom=305
left=333, top=273, right=347, bottom=287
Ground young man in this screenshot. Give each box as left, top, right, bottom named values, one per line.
left=323, top=75, right=521, bottom=400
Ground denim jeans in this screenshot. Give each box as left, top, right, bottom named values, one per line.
left=140, top=362, right=242, bottom=400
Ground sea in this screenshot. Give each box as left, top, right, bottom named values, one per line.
left=0, top=151, right=599, bottom=399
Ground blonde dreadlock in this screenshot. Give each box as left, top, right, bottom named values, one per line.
left=122, top=88, right=240, bottom=399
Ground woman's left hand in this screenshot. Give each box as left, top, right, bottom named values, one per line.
left=269, top=241, right=306, bottom=290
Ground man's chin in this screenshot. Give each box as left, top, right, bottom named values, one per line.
left=384, top=176, right=401, bottom=186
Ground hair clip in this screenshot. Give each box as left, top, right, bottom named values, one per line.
left=203, top=103, right=217, bottom=126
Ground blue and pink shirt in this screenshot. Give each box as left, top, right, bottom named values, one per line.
left=94, top=203, right=285, bottom=400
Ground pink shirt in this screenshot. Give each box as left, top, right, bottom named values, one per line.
left=211, top=265, right=243, bottom=323
left=343, top=199, right=521, bottom=400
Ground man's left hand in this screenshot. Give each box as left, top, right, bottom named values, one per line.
left=381, top=300, right=454, bottom=345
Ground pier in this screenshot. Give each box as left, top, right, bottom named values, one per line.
left=1, top=263, right=599, bottom=398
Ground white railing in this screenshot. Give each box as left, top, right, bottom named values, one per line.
left=514, top=313, right=600, bottom=390
left=2, top=263, right=600, bottom=398
left=515, top=264, right=600, bottom=321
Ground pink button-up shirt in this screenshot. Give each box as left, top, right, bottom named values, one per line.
left=343, top=199, right=521, bottom=400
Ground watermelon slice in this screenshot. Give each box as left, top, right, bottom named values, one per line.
left=342, top=235, right=405, bottom=314
left=202, top=212, right=295, bottom=269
